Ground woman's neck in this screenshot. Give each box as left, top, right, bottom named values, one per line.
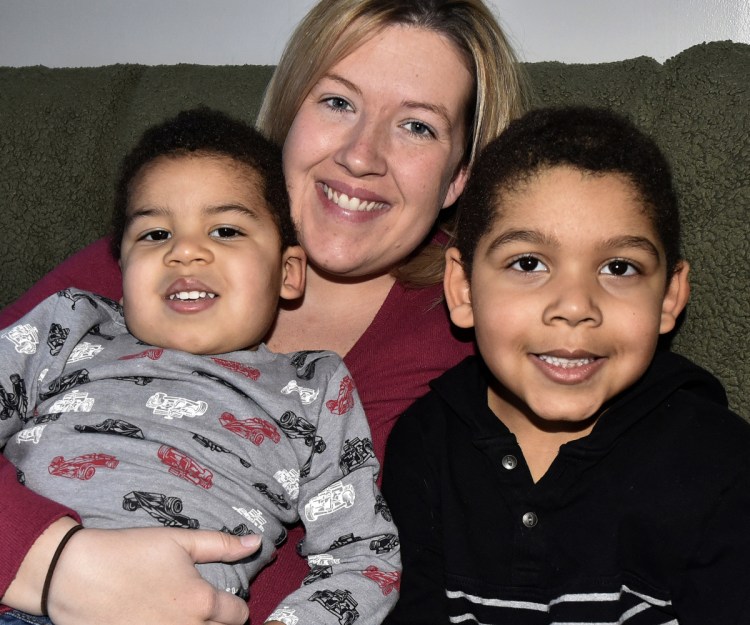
left=266, top=266, right=396, bottom=357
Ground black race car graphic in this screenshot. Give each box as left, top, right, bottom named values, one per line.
left=374, top=494, right=392, bottom=522
left=39, top=368, right=90, bottom=400
left=253, top=482, right=291, bottom=510
left=47, top=323, right=69, bottom=355
left=122, top=491, right=200, bottom=528
left=275, top=411, right=326, bottom=453
left=192, top=433, right=252, bottom=468
left=0, top=373, right=28, bottom=420
left=289, top=350, right=333, bottom=380
left=369, top=533, right=399, bottom=554
left=75, top=418, right=145, bottom=438
left=308, top=589, right=359, bottom=625
left=339, top=437, right=374, bottom=475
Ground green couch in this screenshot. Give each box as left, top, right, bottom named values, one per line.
left=0, top=42, right=748, bottom=417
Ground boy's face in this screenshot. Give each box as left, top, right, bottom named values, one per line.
left=119, top=154, right=304, bottom=355
left=446, top=166, right=689, bottom=432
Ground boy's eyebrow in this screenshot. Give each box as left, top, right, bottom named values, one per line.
left=125, top=203, right=263, bottom=226
left=601, top=235, right=661, bottom=258
left=323, top=71, right=453, bottom=130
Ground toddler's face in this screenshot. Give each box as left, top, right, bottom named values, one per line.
left=119, top=154, right=303, bottom=354
left=446, top=165, right=688, bottom=432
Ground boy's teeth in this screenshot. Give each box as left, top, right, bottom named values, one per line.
left=169, top=291, right=216, bottom=301
left=538, top=355, right=594, bottom=369
left=323, top=184, right=387, bottom=212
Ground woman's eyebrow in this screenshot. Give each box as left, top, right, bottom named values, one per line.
left=323, top=72, right=453, bottom=128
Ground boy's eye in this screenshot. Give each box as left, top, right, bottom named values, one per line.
left=402, top=120, right=436, bottom=139
left=510, top=255, right=547, bottom=273
left=140, top=229, right=171, bottom=242
left=210, top=226, right=243, bottom=239
left=601, top=260, right=638, bottom=276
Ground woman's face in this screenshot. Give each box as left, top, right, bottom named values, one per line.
left=283, top=25, right=473, bottom=278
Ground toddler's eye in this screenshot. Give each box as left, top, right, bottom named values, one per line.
left=601, top=260, right=638, bottom=276
left=510, top=255, right=547, bottom=273
left=141, top=229, right=170, bottom=242
left=210, top=226, right=242, bottom=239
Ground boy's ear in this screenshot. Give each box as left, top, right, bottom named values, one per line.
left=442, top=164, right=470, bottom=210
left=659, top=260, right=690, bottom=334
left=279, top=245, right=306, bottom=301
left=444, top=247, right=475, bottom=328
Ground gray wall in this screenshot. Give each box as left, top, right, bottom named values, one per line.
left=1, top=0, right=749, bottom=67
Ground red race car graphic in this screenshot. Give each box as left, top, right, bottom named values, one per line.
left=119, top=348, right=164, bottom=360
left=157, top=445, right=213, bottom=489
left=48, top=453, right=119, bottom=480
left=219, top=412, right=280, bottom=445
left=363, top=565, right=401, bottom=595
left=325, top=375, right=355, bottom=415
left=211, top=357, right=261, bottom=380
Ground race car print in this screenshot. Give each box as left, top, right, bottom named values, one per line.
left=119, top=348, right=164, bottom=361
left=219, top=413, right=280, bottom=445
left=157, top=445, right=213, bottom=489
left=210, top=357, right=261, bottom=380
left=339, top=437, right=374, bottom=475
left=48, top=389, right=94, bottom=413
left=289, top=350, right=333, bottom=380
left=253, top=482, right=291, bottom=510
left=0, top=373, right=28, bottom=420
left=39, top=369, right=90, bottom=400
left=362, top=565, right=401, bottom=595
left=328, top=533, right=365, bottom=551
left=48, top=453, right=119, bottom=480
left=146, top=392, right=207, bottom=419
left=192, top=433, right=251, bottom=468
left=46, top=323, right=69, bottom=356
left=16, top=424, right=46, bottom=444
left=305, top=481, right=355, bottom=522
left=75, top=418, right=145, bottom=438
left=325, top=375, right=355, bottom=415
left=2, top=323, right=39, bottom=354
left=281, top=380, right=319, bottom=405
left=369, top=533, right=399, bottom=554
left=276, top=411, right=325, bottom=453
left=308, top=589, right=359, bottom=625
left=122, top=491, right=200, bottom=528
left=67, top=341, right=103, bottom=363
left=267, top=606, right=299, bottom=625
left=374, top=494, right=392, bottom=522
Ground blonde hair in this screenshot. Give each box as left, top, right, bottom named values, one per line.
left=257, top=0, right=529, bottom=285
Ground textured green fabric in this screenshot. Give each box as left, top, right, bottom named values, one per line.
left=0, top=42, right=747, bottom=416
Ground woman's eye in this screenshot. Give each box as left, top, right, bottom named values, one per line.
left=403, top=120, right=436, bottom=138
left=141, top=229, right=170, bottom=242
left=601, top=260, right=638, bottom=276
left=323, top=96, right=353, bottom=113
left=510, top=255, right=547, bottom=273
left=210, top=226, right=242, bottom=239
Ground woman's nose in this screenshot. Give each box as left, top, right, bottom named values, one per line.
left=334, top=117, right=388, bottom=177
left=542, top=274, right=603, bottom=327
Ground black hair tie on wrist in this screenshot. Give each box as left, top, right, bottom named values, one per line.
left=40, top=524, right=84, bottom=616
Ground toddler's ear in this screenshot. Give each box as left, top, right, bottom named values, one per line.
left=444, top=247, right=474, bottom=329
left=659, top=260, right=690, bottom=334
left=279, top=245, right=306, bottom=301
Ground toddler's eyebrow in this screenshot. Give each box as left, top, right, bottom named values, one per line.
left=126, top=203, right=262, bottom=225
left=485, top=229, right=551, bottom=251
left=602, top=235, right=660, bottom=258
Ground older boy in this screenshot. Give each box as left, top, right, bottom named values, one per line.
left=383, top=106, right=750, bottom=624
left=0, top=108, right=400, bottom=625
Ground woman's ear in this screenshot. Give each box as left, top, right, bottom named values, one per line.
left=659, top=260, right=690, bottom=334
left=279, top=245, right=306, bottom=301
left=444, top=247, right=474, bottom=329
left=442, top=164, right=470, bottom=210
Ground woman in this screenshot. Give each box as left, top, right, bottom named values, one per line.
left=1, top=1, right=526, bottom=623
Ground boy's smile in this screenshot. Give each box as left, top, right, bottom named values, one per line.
left=118, top=154, right=304, bottom=355
left=446, top=166, right=689, bottom=439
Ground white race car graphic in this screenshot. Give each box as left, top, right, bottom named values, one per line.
left=146, top=392, right=208, bottom=419
left=2, top=323, right=39, bottom=354
left=49, top=390, right=94, bottom=413
left=281, top=380, right=319, bottom=405
left=305, top=481, right=355, bottom=522
left=16, top=425, right=46, bottom=444
left=67, top=342, right=104, bottom=363
left=267, top=607, right=298, bottom=625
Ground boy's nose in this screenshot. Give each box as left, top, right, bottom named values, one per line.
left=542, top=276, right=603, bottom=327
left=164, top=235, right=213, bottom=265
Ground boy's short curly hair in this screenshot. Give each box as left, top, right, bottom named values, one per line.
left=456, top=106, right=682, bottom=277
left=110, top=107, right=295, bottom=259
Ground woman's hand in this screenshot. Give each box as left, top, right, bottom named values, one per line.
left=6, top=519, right=260, bottom=625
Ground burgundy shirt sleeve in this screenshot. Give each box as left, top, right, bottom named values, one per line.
left=0, top=237, right=122, bottom=329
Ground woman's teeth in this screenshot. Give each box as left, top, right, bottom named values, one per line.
left=323, top=184, right=387, bottom=211
left=168, top=291, right=216, bottom=301
left=538, top=355, right=594, bottom=369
